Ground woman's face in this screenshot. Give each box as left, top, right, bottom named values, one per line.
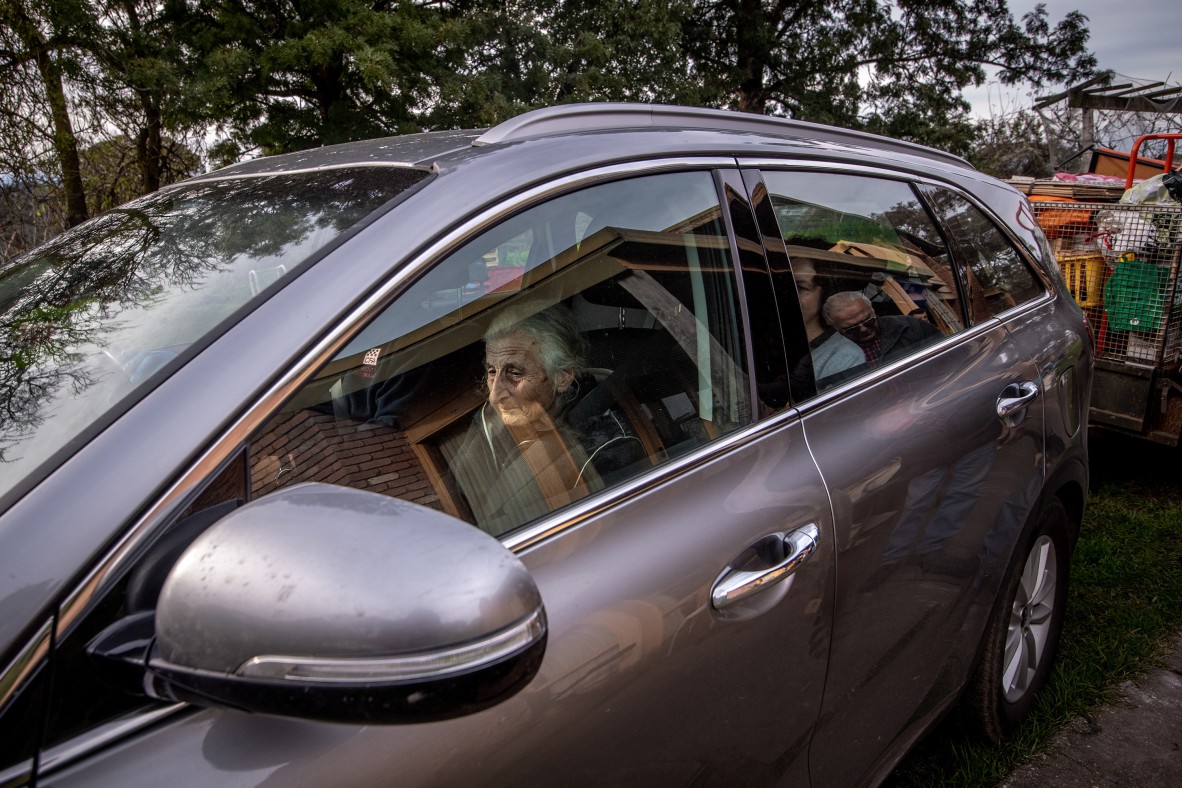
left=796, top=274, right=823, bottom=320
left=793, top=261, right=822, bottom=321
left=485, top=330, right=571, bottom=429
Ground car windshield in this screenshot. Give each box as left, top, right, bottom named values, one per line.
left=0, top=166, right=428, bottom=503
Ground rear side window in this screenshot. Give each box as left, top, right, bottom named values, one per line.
left=919, top=185, right=1046, bottom=322
left=759, top=171, right=963, bottom=395
left=249, top=171, right=750, bottom=538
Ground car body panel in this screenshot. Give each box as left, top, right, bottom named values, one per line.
left=801, top=320, right=1047, bottom=785
left=44, top=420, right=834, bottom=787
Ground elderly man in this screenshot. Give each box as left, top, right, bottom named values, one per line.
left=447, top=302, right=642, bottom=536
left=823, top=291, right=940, bottom=366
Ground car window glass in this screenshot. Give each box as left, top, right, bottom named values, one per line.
left=918, top=185, right=1045, bottom=322
left=760, top=171, right=963, bottom=396
left=0, top=167, right=425, bottom=505
left=250, top=171, right=750, bottom=538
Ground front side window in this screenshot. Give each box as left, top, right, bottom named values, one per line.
left=250, top=171, right=750, bottom=538
left=760, top=171, right=964, bottom=396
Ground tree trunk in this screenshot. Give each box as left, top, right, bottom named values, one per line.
left=734, top=0, right=768, bottom=114
left=137, top=92, right=163, bottom=193
left=36, top=50, right=88, bottom=227
left=314, top=61, right=346, bottom=146
left=4, top=1, right=89, bottom=226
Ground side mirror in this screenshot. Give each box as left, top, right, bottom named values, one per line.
left=90, top=483, right=546, bottom=724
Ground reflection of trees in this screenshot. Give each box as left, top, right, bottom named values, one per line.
left=0, top=167, right=424, bottom=469
left=1, top=300, right=99, bottom=463
left=919, top=186, right=1023, bottom=290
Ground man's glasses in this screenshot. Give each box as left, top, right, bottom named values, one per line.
left=837, top=314, right=877, bottom=334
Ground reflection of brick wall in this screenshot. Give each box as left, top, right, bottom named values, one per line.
left=183, top=454, right=247, bottom=517
left=251, top=409, right=439, bottom=510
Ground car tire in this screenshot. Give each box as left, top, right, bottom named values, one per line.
left=964, top=497, right=1072, bottom=743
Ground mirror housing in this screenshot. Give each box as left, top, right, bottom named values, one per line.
left=91, top=483, right=546, bottom=723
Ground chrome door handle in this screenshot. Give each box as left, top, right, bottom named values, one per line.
left=711, top=523, right=820, bottom=610
left=996, top=381, right=1039, bottom=426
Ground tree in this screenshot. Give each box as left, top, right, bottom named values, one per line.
left=0, top=0, right=95, bottom=228
left=171, top=0, right=464, bottom=159
left=970, top=111, right=1053, bottom=179
left=682, top=1, right=1097, bottom=153
left=1, top=1, right=202, bottom=262
left=437, top=1, right=1096, bottom=155
left=1, top=0, right=1100, bottom=266
left=88, top=1, right=197, bottom=194
left=428, top=0, right=701, bottom=128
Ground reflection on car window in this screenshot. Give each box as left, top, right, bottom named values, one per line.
left=251, top=172, right=750, bottom=537
left=0, top=167, right=425, bottom=502
left=918, top=185, right=1045, bottom=321
left=761, top=171, right=963, bottom=396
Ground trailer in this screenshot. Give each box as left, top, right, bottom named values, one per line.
left=1026, top=134, right=1182, bottom=444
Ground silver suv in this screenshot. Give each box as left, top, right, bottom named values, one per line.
left=0, top=104, right=1092, bottom=787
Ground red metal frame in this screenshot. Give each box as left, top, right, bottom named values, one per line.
left=1125, top=133, right=1182, bottom=188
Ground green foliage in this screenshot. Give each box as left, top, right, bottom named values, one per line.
left=425, top=0, right=701, bottom=128
left=173, top=0, right=457, bottom=156
left=675, top=0, right=1096, bottom=151
left=2, top=0, right=1100, bottom=261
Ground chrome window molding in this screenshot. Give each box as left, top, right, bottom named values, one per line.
left=510, top=166, right=1054, bottom=549
left=785, top=286, right=1052, bottom=420
left=505, top=399, right=805, bottom=552
left=791, top=315, right=1003, bottom=415
left=0, top=758, right=32, bottom=786
left=735, top=157, right=951, bottom=183
left=168, top=161, right=430, bottom=189
left=0, top=618, right=51, bottom=718
left=53, top=156, right=737, bottom=645
left=36, top=703, right=188, bottom=777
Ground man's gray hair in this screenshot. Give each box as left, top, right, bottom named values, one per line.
left=484, top=302, right=586, bottom=379
left=822, top=290, right=872, bottom=325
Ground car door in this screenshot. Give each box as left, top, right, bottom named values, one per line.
left=38, top=167, right=835, bottom=787
left=743, top=167, right=1047, bottom=785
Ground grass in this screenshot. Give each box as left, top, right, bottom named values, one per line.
left=888, top=433, right=1182, bottom=786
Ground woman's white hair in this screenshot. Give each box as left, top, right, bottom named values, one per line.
left=484, top=301, right=586, bottom=381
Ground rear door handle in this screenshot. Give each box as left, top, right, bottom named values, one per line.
left=711, top=523, right=819, bottom=610
left=996, top=381, right=1039, bottom=426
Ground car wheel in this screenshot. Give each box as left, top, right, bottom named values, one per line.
left=964, top=498, right=1072, bottom=743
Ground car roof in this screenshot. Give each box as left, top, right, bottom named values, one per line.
left=189, top=103, right=973, bottom=184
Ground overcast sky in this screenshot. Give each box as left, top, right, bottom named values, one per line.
left=963, top=0, right=1181, bottom=117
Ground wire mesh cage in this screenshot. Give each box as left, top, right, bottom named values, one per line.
left=1031, top=200, right=1182, bottom=368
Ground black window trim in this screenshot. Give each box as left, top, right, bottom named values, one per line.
left=715, top=168, right=780, bottom=418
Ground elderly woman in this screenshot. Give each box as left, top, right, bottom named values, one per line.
left=446, top=302, right=642, bottom=536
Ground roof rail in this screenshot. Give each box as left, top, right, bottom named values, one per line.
left=473, top=103, right=972, bottom=169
